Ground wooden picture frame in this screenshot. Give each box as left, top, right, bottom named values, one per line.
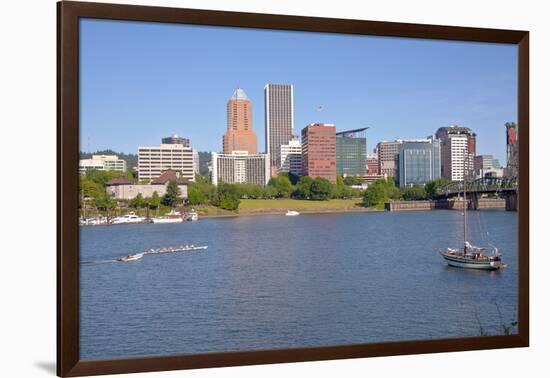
left=57, top=1, right=529, bottom=376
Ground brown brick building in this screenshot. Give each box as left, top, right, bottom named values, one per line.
left=301, top=123, right=337, bottom=183
left=223, top=88, right=258, bottom=154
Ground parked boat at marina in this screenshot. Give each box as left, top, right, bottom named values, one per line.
left=112, top=212, right=146, bottom=224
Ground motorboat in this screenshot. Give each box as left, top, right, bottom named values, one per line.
left=285, top=210, right=300, bottom=216
left=112, top=212, right=145, bottom=224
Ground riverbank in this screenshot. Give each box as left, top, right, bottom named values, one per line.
left=196, top=198, right=381, bottom=218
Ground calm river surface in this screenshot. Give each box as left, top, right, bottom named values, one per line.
left=80, top=210, right=518, bottom=360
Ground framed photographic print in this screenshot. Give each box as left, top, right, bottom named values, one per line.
left=57, top=1, right=529, bottom=376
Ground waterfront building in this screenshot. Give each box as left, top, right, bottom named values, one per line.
left=79, top=154, right=127, bottom=174
left=193, top=149, right=200, bottom=175
left=264, top=84, right=294, bottom=172
left=377, top=140, right=402, bottom=181
left=475, top=155, right=503, bottom=178
left=138, top=138, right=195, bottom=181
left=366, top=153, right=379, bottom=175
left=162, top=134, right=190, bottom=147
left=223, top=88, right=258, bottom=155
left=398, top=138, right=441, bottom=187
left=106, top=170, right=189, bottom=200
left=435, top=125, right=476, bottom=182
left=505, top=122, right=518, bottom=177
left=211, top=151, right=270, bottom=186
left=279, top=138, right=303, bottom=176
left=336, top=128, right=368, bottom=176
left=301, top=123, right=337, bottom=183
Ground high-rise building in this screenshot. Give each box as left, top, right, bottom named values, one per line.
left=162, top=134, right=190, bottom=147
left=435, top=125, right=476, bottom=182
left=280, top=138, right=303, bottom=176
left=301, top=123, right=337, bottom=183
left=474, top=155, right=503, bottom=178
left=366, top=153, right=379, bottom=175
left=505, top=122, right=518, bottom=177
left=211, top=151, right=270, bottom=186
left=336, top=128, right=367, bottom=176
left=79, top=155, right=127, bottom=174
left=223, top=88, right=257, bottom=154
left=264, top=84, right=294, bottom=172
left=138, top=138, right=195, bottom=181
left=398, top=138, right=441, bottom=187
left=377, top=140, right=402, bottom=181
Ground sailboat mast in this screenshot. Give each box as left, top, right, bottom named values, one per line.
left=463, top=152, right=467, bottom=253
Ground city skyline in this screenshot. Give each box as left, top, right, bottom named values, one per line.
left=80, top=19, right=517, bottom=163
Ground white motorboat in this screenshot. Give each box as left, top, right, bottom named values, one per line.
left=117, top=253, right=144, bottom=262
left=112, top=212, right=145, bottom=224
left=285, top=210, right=300, bottom=216
left=186, top=209, right=199, bottom=221
left=151, top=217, right=183, bottom=224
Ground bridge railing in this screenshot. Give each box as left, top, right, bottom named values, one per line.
left=437, top=176, right=517, bottom=196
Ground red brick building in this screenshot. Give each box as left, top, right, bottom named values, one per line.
left=301, top=123, right=336, bottom=183
left=223, top=88, right=258, bottom=154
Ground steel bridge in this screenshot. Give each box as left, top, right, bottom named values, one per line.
left=434, top=176, right=518, bottom=211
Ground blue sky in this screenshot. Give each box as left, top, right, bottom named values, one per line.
left=80, top=19, right=517, bottom=164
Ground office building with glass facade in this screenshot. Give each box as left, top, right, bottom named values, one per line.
left=398, top=138, right=441, bottom=187
left=336, top=128, right=367, bottom=176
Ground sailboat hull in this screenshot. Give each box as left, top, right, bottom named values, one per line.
left=441, top=254, right=501, bottom=270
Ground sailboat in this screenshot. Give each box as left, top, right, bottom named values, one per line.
left=440, top=159, right=504, bottom=270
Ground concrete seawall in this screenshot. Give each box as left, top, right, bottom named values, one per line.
left=386, top=198, right=506, bottom=211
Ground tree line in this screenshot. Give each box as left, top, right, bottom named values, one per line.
left=362, top=177, right=449, bottom=208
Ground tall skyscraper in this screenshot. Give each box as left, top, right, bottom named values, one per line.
left=223, top=88, right=258, bottom=154
left=377, top=140, right=402, bottom=181
left=336, top=128, right=368, bottom=176
left=301, top=123, right=337, bottom=183
left=435, top=125, right=476, bottom=182
left=264, top=84, right=294, bottom=173
left=398, top=138, right=441, bottom=187
left=505, top=122, right=518, bottom=177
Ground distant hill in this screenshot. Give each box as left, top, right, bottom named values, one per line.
left=79, top=150, right=138, bottom=170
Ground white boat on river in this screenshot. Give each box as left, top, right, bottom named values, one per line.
left=112, top=212, right=146, bottom=224
left=285, top=210, right=300, bottom=216
left=117, top=245, right=208, bottom=262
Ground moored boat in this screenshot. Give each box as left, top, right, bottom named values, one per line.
left=440, top=160, right=504, bottom=270
left=285, top=210, right=300, bottom=216
left=112, top=212, right=146, bottom=224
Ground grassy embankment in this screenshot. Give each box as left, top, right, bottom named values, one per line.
left=194, top=198, right=376, bottom=217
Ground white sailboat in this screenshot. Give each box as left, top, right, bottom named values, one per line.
left=440, top=159, right=504, bottom=270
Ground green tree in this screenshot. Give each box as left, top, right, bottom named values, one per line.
left=161, top=180, right=181, bottom=207
left=343, top=175, right=362, bottom=186
left=363, top=180, right=389, bottom=207
left=216, top=183, right=241, bottom=210
left=130, top=193, right=145, bottom=208
left=331, top=175, right=346, bottom=198
left=293, top=176, right=314, bottom=199
left=268, top=174, right=293, bottom=198
left=384, top=177, right=402, bottom=200
left=401, top=185, right=428, bottom=200
left=80, top=177, right=104, bottom=199
left=149, top=191, right=160, bottom=210
left=93, top=193, right=116, bottom=211
left=310, top=177, right=332, bottom=200
left=425, top=177, right=450, bottom=199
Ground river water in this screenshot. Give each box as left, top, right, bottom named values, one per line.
left=79, top=210, right=518, bottom=360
